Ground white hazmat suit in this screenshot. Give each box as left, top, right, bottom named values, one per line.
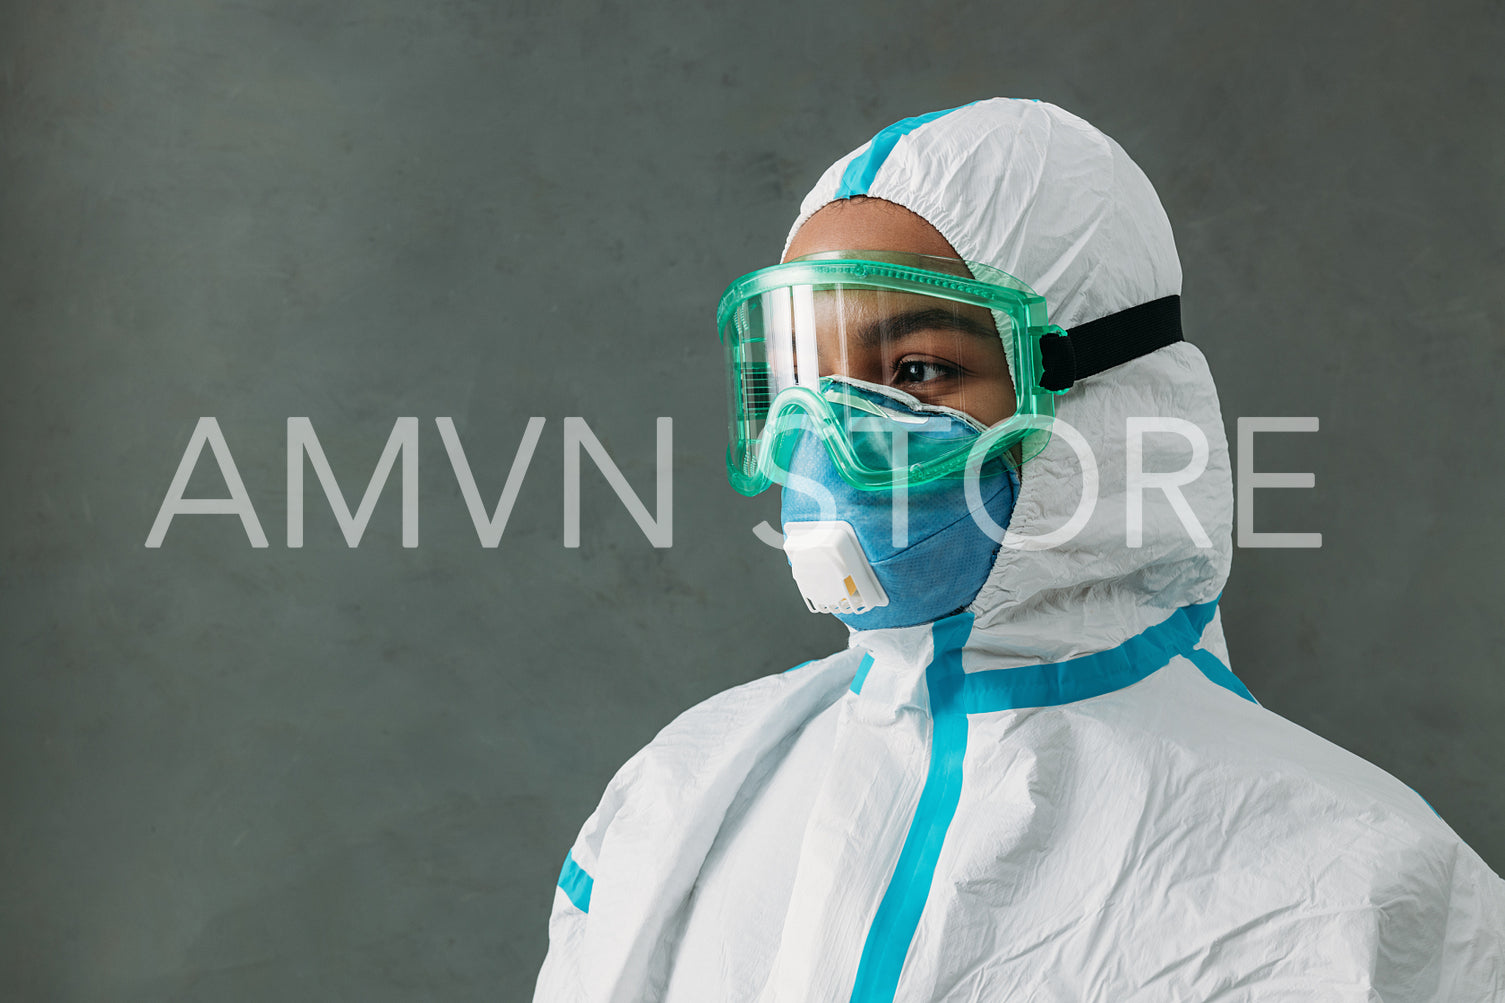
left=534, top=99, right=1505, bottom=1002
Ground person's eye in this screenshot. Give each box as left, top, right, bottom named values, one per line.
left=892, top=357, right=961, bottom=386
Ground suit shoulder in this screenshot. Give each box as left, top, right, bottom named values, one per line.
left=1145, top=664, right=1490, bottom=869
left=573, top=647, right=858, bottom=854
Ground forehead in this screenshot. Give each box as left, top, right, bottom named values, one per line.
left=804, top=287, right=997, bottom=335
left=784, top=197, right=960, bottom=262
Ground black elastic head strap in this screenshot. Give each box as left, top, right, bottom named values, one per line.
left=1038, top=295, right=1183, bottom=392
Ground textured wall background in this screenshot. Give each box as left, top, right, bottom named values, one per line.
left=2, top=0, right=1501, bottom=999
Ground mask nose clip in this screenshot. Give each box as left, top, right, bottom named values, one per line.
left=782, top=521, right=890, bottom=615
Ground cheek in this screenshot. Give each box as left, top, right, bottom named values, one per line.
left=949, top=348, right=1015, bottom=426
left=958, top=369, right=1017, bottom=426
left=969, top=387, right=1016, bottom=426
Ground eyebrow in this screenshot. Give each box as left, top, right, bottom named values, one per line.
left=855, top=308, right=998, bottom=347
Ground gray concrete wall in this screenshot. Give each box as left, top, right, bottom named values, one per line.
left=2, top=1, right=1501, bottom=999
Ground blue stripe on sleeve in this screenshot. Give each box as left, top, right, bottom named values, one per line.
left=557, top=850, right=594, bottom=913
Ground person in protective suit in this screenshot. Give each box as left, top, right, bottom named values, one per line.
left=534, top=98, right=1505, bottom=1002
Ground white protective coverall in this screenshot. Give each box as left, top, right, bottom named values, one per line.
left=534, top=99, right=1505, bottom=1002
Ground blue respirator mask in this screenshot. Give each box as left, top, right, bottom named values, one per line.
left=779, top=379, right=1019, bottom=628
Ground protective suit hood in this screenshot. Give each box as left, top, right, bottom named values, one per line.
left=786, top=98, right=1231, bottom=666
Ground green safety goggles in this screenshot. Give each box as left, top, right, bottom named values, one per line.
left=716, top=250, right=1186, bottom=496
left=717, top=251, right=1064, bottom=496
